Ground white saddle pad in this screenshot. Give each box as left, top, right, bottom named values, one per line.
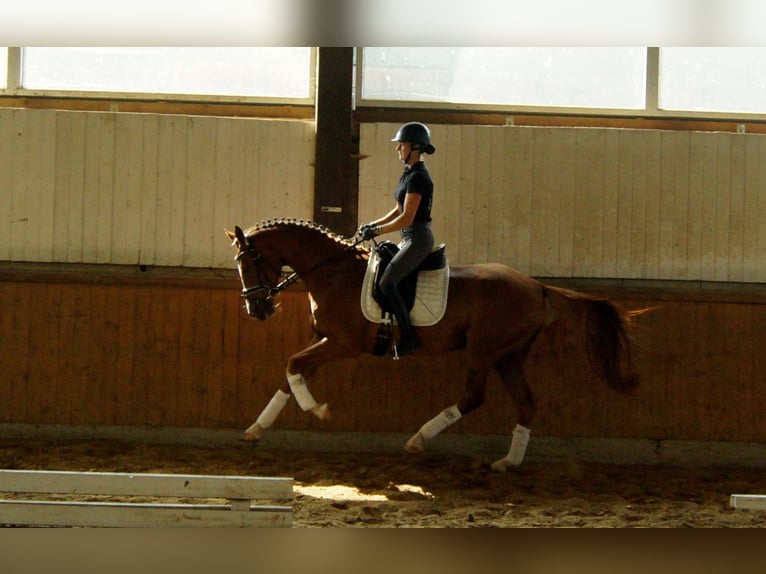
left=360, top=249, right=450, bottom=327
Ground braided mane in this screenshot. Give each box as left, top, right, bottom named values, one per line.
left=245, top=218, right=361, bottom=250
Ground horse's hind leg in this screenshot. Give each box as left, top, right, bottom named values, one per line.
left=490, top=353, right=536, bottom=471
left=404, top=367, right=488, bottom=453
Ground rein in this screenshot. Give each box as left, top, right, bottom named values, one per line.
left=238, top=234, right=366, bottom=299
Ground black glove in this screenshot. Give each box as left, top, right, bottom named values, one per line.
left=358, top=223, right=380, bottom=241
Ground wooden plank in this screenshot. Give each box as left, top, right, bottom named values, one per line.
left=572, top=129, right=599, bottom=276
left=756, top=136, right=766, bottom=283
left=10, top=109, right=31, bottom=261
left=700, top=134, right=718, bottom=279
left=95, top=113, right=116, bottom=264
left=0, top=500, right=292, bottom=528
left=657, top=131, right=676, bottom=279
left=82, top=112, right=104, bottom=263
left=472, top=126, right=490, bottom=264
left=642, top=130, right=662, bottom=278
left=537, top=128, right=559, bottom=276
left=203, top=289, right=226, bottom=426
left=670, top=131, right=690, bottom=280
left=487, top=126, right=507, bottom=265
left=614, top=129, right=634, bottom=277
left=0, top=284, right=15, bottom=421
left=211, top=117, right=233, bottom=267
left=144, top=286, right=171, bottom=426
left=463, top=126, right=483, bottom=262
left=0, top=470, right=292, bottom=500
left=727, top=135, right=746, bottom=282
left=458, top=126, right=476, bottom=265
left=26, top=282, right=60, bottom=423
left=175, top=287, right=199, bottom=426
left=0, top=110, right=13, bottom=260
left=162, top=286, right=183, bottom=426
left=138, top=114, right=160, bottom=266
left=10, top=284, right=33, bottom=422
left=512, top=127, right=534, bottom=272
left=296, top=121, right=317, bottom=218
left=713, top=133, right=731, bottom=281
left=26, top=109, right=57, bottom=261
left=183, top=117, right=217, bottom=267
left=686, top=132, right=705, bottom=280
left=113, top=285, right=137, bottom=426
left=156, top=115, right=188, bottom=267
left=442, top=124, right=463, bottom=263
left=65, top=111, right=87, bottom=262
left=112, top=114, right=141, bottom=265
left=730, top=494, right=766, bottom=510
left=219, top=287, right=242, bottom=428
left=742, top=135, right=762, bottom=281
left=601, top=129, right=620, bottom=278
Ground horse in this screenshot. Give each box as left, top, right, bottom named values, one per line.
left=226, top=219, right=643, bottom=471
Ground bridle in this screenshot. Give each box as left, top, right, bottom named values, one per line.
left=233, top=227, right=366, bottom=319
left=235, top=239, right=300, bottom=319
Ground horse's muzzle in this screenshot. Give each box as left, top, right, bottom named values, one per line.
left=242, top=286, right=277, bottom=321
left=245, top=298, right=276, bottom=321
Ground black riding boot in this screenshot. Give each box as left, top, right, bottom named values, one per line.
left=383, top=285, right=418, bottom=357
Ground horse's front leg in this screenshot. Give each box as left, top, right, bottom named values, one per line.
left=243, top=336, right=337, bottom=442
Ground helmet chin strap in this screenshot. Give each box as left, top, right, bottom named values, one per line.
left=402, top=145, right=421, bottom=165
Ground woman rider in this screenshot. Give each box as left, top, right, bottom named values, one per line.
left=358, top=122, right=436, bottom=357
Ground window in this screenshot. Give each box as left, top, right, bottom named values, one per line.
left=360, top=47, right=647, bottom=110
left=659, top=47, right=766, bottom=115
left=13, top=47, right=313, bottom=101
left=0, top=47, right=7, bottom=89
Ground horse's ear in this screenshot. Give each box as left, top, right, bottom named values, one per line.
left=225, top=228, right=237, bottom=242
left=234, top=226, right=247, bottom=245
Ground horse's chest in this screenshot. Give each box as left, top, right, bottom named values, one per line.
left=309, top=293, right=319, bottom=319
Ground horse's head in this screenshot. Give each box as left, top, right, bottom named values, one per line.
left=226, top=225, right=282, bottom=321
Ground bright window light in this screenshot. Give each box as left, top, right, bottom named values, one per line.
left=21, top=47, right=312, bottom=99
left=361, top=47, right=647, bottom=110
left=659, top=47, right=766, bottom=114
left=0, top=47, right=7, bottom=89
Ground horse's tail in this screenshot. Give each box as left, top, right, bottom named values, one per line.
left=542, top=284, right=645, bottom=394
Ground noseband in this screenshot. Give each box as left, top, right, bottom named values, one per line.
left=235, top=238, right=303, bottom=314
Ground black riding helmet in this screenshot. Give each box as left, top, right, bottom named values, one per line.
left=391, top=122, right=436, bottom=155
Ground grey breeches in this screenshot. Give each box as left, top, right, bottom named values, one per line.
left=378, top=223, right=435, bottom=293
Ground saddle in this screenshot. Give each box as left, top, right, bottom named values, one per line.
left=361, top=240, right=450, bottom=333
left=372, top=241, right=446, bottom=313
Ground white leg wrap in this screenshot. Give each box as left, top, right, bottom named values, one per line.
left=418, top=405, right=462, bottom=440
left=503, top=424, right=531, bottom=466
left=254, top=389, right=291, bottom=429
left=287, top=372, right=317, bottom=412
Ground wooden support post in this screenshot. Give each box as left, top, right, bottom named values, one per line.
left=313, top=47, right=358, bottom=237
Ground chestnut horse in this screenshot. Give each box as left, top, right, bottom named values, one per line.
left=226, top=219, right=641, bottom=471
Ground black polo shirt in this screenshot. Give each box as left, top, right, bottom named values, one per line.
left=395, top=161, right=433, bottom=224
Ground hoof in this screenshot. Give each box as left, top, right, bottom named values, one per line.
left=311, top=403, right=332, bottom=420
left=404, top=432, right=424, bottom=454
left=490, top=458, right=520, bottom=472
left=242, top=423, right=263, bottom=442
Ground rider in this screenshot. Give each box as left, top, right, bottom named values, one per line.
left=358, top=122, right=436, bottom=357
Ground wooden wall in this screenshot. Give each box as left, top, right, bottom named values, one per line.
left=0, top=108, right=315, bottom=267
left=2, top=269, right=766, bottom=443
left=3, top=111, right=766, bottom=444
left=360, top=123, right=766, bottom=282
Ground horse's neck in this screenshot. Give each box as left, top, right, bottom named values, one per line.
left=274, top=231, right=358, bottom=284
